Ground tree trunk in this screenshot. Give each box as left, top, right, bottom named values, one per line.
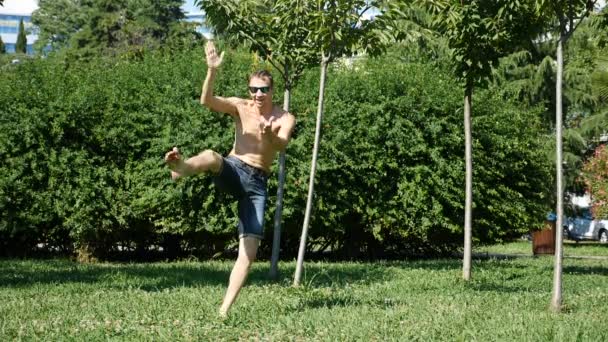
left=269, top=85, right=291, bottom=280
left=551, top=35, right=565, bottom=313
left=294, top=57, right=329, bottom=286
left=463, top=85, right=473, bottom=281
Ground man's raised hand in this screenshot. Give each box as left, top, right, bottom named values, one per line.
left=259, top=116, right=277, bottom=135
left=205, top=41, right=225, bottom=69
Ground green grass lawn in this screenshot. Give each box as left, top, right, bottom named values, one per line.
left=475, top=240, right=608, bottom=257
left=1, top=256, right=607, bottom=341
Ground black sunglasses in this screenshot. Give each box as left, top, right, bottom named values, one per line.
left=248, top=86, right=271, bottom=94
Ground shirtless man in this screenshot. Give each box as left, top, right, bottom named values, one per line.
left=164, top=41, right=296, bottom=317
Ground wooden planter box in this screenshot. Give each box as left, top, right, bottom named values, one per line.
left=532, top=220, right=556, bottom=255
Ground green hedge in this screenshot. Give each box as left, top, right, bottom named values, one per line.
left=0, top=48, right=553, bottom=259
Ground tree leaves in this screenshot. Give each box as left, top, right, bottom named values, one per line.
left=32, top=0, right=196, bottom=59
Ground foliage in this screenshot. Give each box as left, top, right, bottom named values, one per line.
left=582, top=144, right=608, bottom=218
left=415, top=0, right=543, bottom=87
left=197, top=0, right=389, bottom=88
left=15, top=18, right=27, bottom=54
left=0, top=47, right=552, bottom=258
left=489, top=6, right=608, bottom=193
left=283, top=56, right=552, bottom=255
left=534, top=0, right=599, bottom=36
left=0, top=35, right=5, bottom=54
left=0, top=49, right=242, bottom=257
left=31, top=0, right=199, bottom=58
left=197, top=0, right=319, bottom=89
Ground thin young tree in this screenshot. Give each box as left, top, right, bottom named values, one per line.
left=293, top=0, right=389, bottom=286
left=414, top=0, right=543, bottom=280
left=534, top=0, right=599, bottom=313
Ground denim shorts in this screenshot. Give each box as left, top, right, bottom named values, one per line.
left=213, top=155, right=268, bottom=240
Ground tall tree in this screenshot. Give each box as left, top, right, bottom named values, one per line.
left=32, top=0, right=88, bottom=52
left=535, top=0, right=599, bottom=313
left=413, top=0, right=543, bottom=281
left=489, top=11, right=608, bottom=195
left=15, top=18, right=27, bottom=54
left=0, top=35, right=5, bottom=54
left=32, top=0, right=191, bottom=57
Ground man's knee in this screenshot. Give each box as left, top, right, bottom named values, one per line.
left=237, top=254, right=255, bottom=269
left=238, top=237, right=259, bottom=265
left=192, top=149, right=222, bottom=173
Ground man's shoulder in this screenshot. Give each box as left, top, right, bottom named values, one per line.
left=272, top=105, right=294, bottom=119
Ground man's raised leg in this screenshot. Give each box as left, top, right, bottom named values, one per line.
left=165, top=148, right=223, bottom=179
left=219, top=237, right=260, bottom=317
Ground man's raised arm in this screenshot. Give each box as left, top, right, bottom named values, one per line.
left=200, top=41, right=240, bottom=116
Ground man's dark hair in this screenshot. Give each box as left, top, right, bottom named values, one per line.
left=249, top=70, right=273, bottom=88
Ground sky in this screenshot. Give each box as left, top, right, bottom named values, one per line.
left=0, top=0, right=202, bottom=15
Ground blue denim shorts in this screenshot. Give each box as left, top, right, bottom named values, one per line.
left=213, top=155, right=268, bottom=240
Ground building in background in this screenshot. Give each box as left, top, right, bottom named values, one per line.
left=0, top=13, right=37, bottom=54
left=0, top=0, right=38, bottom=54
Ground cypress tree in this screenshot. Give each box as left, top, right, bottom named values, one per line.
left=16, top=18, right=27, bottom=54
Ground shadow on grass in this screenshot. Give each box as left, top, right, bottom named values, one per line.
left=563, top=265, right=608, bottom=276
left=300, top=291, right=406, bottom=310
left=0, top=259, right=411, bottom=290
left=564, top=241, right=608, bottom=249
left=466, top=279, right=534, bottom=294
left=1, top=257, right=560, bottom=294
left=0, top=260, right=231, bottom=290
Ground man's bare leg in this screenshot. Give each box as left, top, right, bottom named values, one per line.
left=219, top=237, right=260, bottom=317
left=165, top=148, right=222, bottom=179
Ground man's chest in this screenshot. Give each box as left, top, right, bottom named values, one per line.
left=234, top=108, right=264, bottom=136
left=236, top=107, right=277, bottom=135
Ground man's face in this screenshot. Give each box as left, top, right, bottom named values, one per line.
left=248, top=76, right=272, bottom=108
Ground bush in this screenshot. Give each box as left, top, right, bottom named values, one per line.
left=0, top=47, right=553, bottom=259
left=278, top=57, right=552, bottom=258
left=582, top=144, right=608, bottom=218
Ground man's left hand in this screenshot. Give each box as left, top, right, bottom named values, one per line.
left=260, top=116, right=278, bottom=135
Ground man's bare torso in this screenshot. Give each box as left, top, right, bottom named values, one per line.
left=229, top=100, right=287, bottom=173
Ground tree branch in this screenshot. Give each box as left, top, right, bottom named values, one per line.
left=266, top=56, right=287, bottom=81
left=564, top=0, right=597, bottom=39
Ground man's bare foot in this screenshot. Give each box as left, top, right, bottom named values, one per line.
left=164, top=147, right=184, bottom=180
left=170, top=170, right=181, bottom=180
left=218, top=308, right=228, bottom=319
